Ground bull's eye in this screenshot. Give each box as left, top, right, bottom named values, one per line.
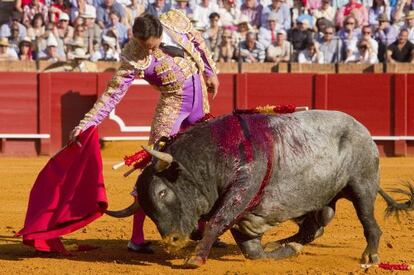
left=159, top=189, right=167, bottom=199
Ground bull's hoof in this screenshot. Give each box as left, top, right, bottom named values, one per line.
left=183, top=256, right=205, bottom=269
left=360, top=253, right=380, bottom=267
left=267, top=242, right=303, bottom=259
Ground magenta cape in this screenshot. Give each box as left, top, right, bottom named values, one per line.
left=17, top=126, right=108, bottom=252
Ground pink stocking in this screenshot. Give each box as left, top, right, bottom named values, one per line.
left=131, top=206, right=146, bottom=245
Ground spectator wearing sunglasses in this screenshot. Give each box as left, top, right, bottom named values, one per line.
left=318, top=26, right=342, bottom=63
left=345, top=38, right=378, bottom=63
left=0, top=12, right=27, bottom=40
left=57, top=13, right=74, bottom=44
left=373, top=13, right=398, bottom=61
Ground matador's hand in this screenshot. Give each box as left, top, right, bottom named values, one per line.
left=69, top=128, right=81, bottom=144
left=205, top=75, right=219, bottom=99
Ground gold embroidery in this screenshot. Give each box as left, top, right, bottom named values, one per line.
left=160, top=71, right=178, bottom=85
left=155, top=61, right=169, bottom=74
left=150, top=93, right=183, bottom=144
left=159, top=9, right=192, bottom=34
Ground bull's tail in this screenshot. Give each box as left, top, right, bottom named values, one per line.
left=378, top=181, right=414, bottom=219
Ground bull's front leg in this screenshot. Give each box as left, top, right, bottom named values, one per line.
left=184, top=167, right=261, bottom=268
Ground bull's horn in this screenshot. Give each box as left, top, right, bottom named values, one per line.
left=105, top=200, right=140, bottom=218
left=142, top=145, right=173, bottom=172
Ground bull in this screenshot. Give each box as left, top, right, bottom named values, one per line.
left=106, top=110, right=414, bottom=268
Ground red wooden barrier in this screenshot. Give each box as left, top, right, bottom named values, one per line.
left=0, top=73, right=39, bottom=155
left=1, top=72, right=413, bottom=156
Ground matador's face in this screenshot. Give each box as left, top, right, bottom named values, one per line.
left=135, top=36, right=162, bottom=55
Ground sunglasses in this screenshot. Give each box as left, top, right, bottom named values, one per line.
left=363, top=31, right=371, bottom=34
left=324, top=32, right=333, bottom=34
left=345, top=22, right=355, bottom=25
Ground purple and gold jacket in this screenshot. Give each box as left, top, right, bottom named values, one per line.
left=76, top=10, right=217, bottom=142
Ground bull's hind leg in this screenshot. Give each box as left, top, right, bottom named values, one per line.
left=265, top=206, right=335, bottom=251
left=231, top=228, right=303, bottom=260
left=347, top=183, right=382, bottom=265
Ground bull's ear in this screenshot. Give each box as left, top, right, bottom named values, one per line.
left=142, top=145, right=173, bottom=172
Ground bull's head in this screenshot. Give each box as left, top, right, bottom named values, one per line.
left=107, top=147, right=206, bottom=252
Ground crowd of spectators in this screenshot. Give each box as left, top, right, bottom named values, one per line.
left=0, top=0, right=414, bottom=64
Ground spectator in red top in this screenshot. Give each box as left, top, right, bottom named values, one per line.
left=23, top=0, right=49, bottom=27
left=336, top=0, right=368, bottom=28
left=15, top=0, right=45, bottom=13
left=240, top=0, right=264, bottom=29
left=50, top=0, right=72, bottom=23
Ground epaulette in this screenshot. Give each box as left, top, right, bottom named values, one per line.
left=159, top=9, right=192, bottom=34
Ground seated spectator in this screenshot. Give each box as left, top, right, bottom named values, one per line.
left=258, top=12, right=281, bottom=49
left=0, top=38, right=19, bottom=61
left=234, top=14, right=253, bottom=43
left=298, top=41, right=324, bottom=63
left=312, top=0, right=336, bottom=23
left=262, top=0, right=290, bottom=30
left=145, top=0, right=171, bottom=18
left=359, top=25, right=378, bottom=56
left=97, top=0, right=125, bottom=29
left=27, top=13, right=46, bottom=40
left=105, top=11, right=128, bottom=46
left=338, top=15, right=360, bottom=58
left=91, top=35, right=120, bottom=61
left=204, top=12, right=223, bottom=57
left=174, top=0, right=193, bottom=17
left=368, top=0, right=391, bottom=27
left=392, top=0, right=413, bottom=23
left=56, top=13, right=74, bottom=44
left=70, top=0, right=96, bottom=24
left=236, top=31, right=266, bottom=62
left=124, top=0, right=145, bottom=28
left=345, top=38, right=378, bottom=63
left=319, top=26, right=342, bottom=63
left=336, top=0, right=368, bottom=28
left=288, top=15, right=314, bottom=59
left=81, top=11, right=102, bottom=53
left=23, top=0, right=49, bottom=27
left=240, top=0, right=263, bottom=29
left=291, top=0, right=306, bottom=28
left=387, top=29, right=414, bottom=63
left=0, top=12, right=27, bottom=40
left=50, top=0, right=72, bottom=23
left=266, top=29, right=291, bottom=62
left=215, top=29, right=236, bottom=62
left=193, top=0, right=219, bottom=29
left=314, top=17, right=332, bottom=41
left=39, top=34, right=66, bottom=62
left=18, top=36, right=34, bottom=60
left=65, top=37, right=86, bottom=58
left=373, top=13, right=398, bottom=61
left=219, top=0, right=241, bottom=27
left=397, top=11, right=414, bottom=44
left=7, top=22, right=22, bottom=54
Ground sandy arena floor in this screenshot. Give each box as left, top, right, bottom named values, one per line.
left=0, top=142, right=413, bottom=274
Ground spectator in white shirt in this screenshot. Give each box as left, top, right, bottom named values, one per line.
left=193, top=0, right=219, bottom=29
left=91, top=35, right=120, bottom=61
left=266, top=29, right=291, bottom=62
left=345, top=38, right=378, bottom=63
left=258, top=12, right=281, bottom=48
left=312, top=0, right=336, bottom=22
left=298, top=41, right=324, bottom=63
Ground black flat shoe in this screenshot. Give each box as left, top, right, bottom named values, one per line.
left=127, top=241, right=154, bottom=254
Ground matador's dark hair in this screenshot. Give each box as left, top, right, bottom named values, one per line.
left=132, top=13, right=163, bottom=40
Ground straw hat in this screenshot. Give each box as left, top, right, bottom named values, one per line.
left=19, top=36, right=32, bottom=47
left=102, top=35, right=117, bottom=48
left=80, top=9, right=96, bottom=19
left=69, top=48, right=90, bottom=59
left=59, top=12, right=70, bottom=21
left=0, top=37, right=9, bottom=47
left=405, top=10, right=414, bottom=20
left=377, top=13, right=390, bottom=22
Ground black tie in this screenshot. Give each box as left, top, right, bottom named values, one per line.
left=159, top=43, right=185, bottom=58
